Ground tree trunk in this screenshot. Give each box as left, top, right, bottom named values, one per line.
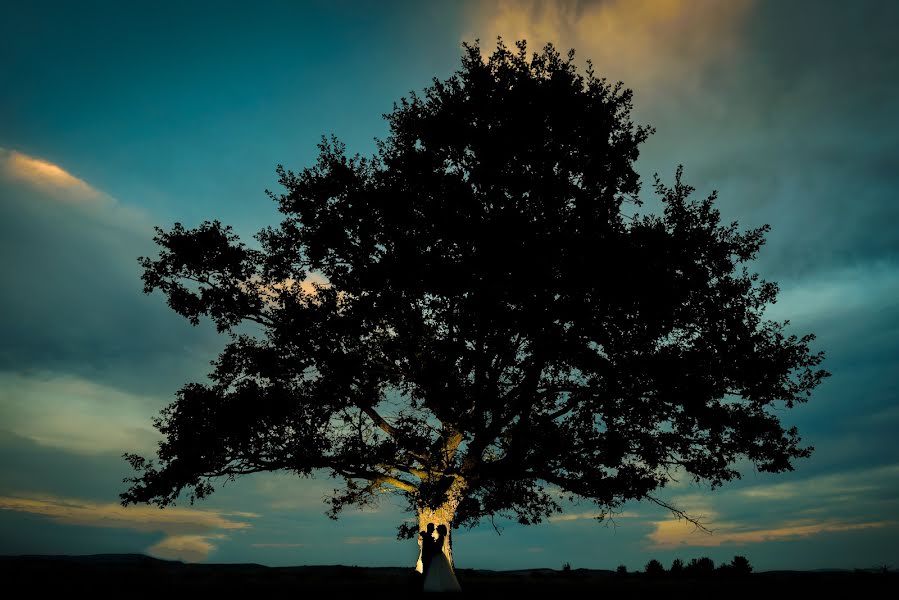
left=415, top=503, right=458, bottom=572
left=413, top=479, right=466, bottom=573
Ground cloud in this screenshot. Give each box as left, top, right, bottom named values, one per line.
left=148, top=534, right=226, bottom=562
left=0, top=494, right=257, bottom=531
left=0, top=149, right=223, bottom=398
left=240, top=271, right=338, bottom=309
left=0, top=148, right=104, bottom=203
left=250, top=542, right=304, bottom=548
left=464, top=0, right=753, bottom=96
left=0, top=147, right=150, bottom=231
left=656, top=493, right=719, bottom=521
left=549, top=510, right=640, bottom=523
left=252, top=472, right=336, bottom=512
left=645, top=463, right=899, bottom=550
left=344, top=536, right=392, bottom=545
left=626, top=2, right=899, bottom=284
left=765, top=260, right=899, bottom=326
left=461, top=2, right=896, bottom=304
left=0, top=493, right=258, bottom=561
left=737, top=464, right=899, bottom=504
left=647, top=517, right=893, bottom=550
left=0, top=371, right=164, bottom=455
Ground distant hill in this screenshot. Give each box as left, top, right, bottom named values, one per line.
left=4, top=554, right=182, bottom=565
left=0, top=554, right=895, bottom=594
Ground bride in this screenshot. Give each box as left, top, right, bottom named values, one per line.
left=422, top=524, right=461, bottom=592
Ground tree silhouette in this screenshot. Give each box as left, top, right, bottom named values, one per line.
left=645, top=559, right=665, bottom=576
left=730, top=555, right=753, bottom=575
left=120, top=40, right=829, bottom=570
left=686, top=557, right=716, bottom=575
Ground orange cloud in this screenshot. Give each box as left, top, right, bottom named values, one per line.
left=0, top=147, right=151, bottom=234
left=0, top=148, right=105, bottom=203
left=238, top=271, right=354, bottom=313
left=243, top=272, right=332, bottom=305
left=465, top=0, right=753, bottom=97
left=149, top=534, right=226, bottom=562
left=0, top=493, right=258, bottom=561
left=647, top=518, right=893, bottom=549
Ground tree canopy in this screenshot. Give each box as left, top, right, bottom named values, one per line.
left=122, top=40, right=828, bottom=545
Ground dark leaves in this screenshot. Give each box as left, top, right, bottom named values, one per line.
left=123, top=39, right=828, bottom=532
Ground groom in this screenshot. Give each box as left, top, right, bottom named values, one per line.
left=419, top=522, right=439, bottom=576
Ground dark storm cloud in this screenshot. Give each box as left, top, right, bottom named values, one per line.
left=635, top=0, right=899, bottom=282
left=630, top=1, right=899, bottom=503
left=741, top=0, right=899, bottom=277
left=0, top=430, right=133, bottom=499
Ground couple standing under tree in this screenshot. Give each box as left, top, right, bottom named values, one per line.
left=419, top=523, right=461, bottom=592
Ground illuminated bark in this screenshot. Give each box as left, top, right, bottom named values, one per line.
left=414, top=478, right=465, bottom=572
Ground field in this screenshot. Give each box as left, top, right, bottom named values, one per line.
left=2, top=555, right=896, bottom=596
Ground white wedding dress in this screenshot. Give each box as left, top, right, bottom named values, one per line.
left=423, top=548, right=461, bottom=592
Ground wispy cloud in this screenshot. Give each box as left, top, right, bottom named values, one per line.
left=766, top=260, right=899, bottom=325
left=0, top=493, right=258, bottom=561
left=647, top=517, right=894, bottom=549
left=0, top=146, right=150, bottom=232
left=253, top=472, right=336, bottom=512
left=736, top=464, right=899, bottom=504
left=646, top=464, right=899, bottom=550
left=549, top=510, right=640, bottom=523
left=465, top=0, right=753, bottom=96
left=655, top=493, right=719, bottom=522
left=345, top=536, right=392, bottom=545
left=0, top=371, right=164, bottom=455
left=250, top=542, right=305, bottom=548
left=0, top=148, right=104, bottom=204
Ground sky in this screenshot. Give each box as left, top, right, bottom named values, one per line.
left=1, top=0, right=898, bottom=572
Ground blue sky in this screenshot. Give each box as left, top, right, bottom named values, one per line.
left=1, top=0, right=898, bottom=571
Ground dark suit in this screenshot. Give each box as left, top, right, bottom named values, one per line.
left=420, top=531, right=439, bottom=574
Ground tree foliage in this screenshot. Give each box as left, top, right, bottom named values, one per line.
left=645, top=559, right=665, bottom=576
left=730, top=555, right=753, bottom=575
left=121, top=40, right=829, bottom=540
left=686, top=557, right=716, bottom=574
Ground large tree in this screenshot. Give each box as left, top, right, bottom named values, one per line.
left=121, top=41, right=828, bottom=570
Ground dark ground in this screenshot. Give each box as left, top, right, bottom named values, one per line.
left=2, top=554, right=896, bottom=596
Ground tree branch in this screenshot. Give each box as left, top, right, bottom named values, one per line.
left=180, top=274, right=276, bottom=328
left=356, top=405, right=431, bottom=465
left=380, top=462, right=430, bottom=480
left=331, top=465, right=417, bottom=493
left=544, top=394, right=582, bottom=421
left=465, top=352, right=549, bottom=467
left=358, top=405, right=400, bottom=438
left=645, top=494, right=711, bottom=533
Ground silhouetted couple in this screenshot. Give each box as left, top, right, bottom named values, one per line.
left=419, top=523, right=461, bottom=592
